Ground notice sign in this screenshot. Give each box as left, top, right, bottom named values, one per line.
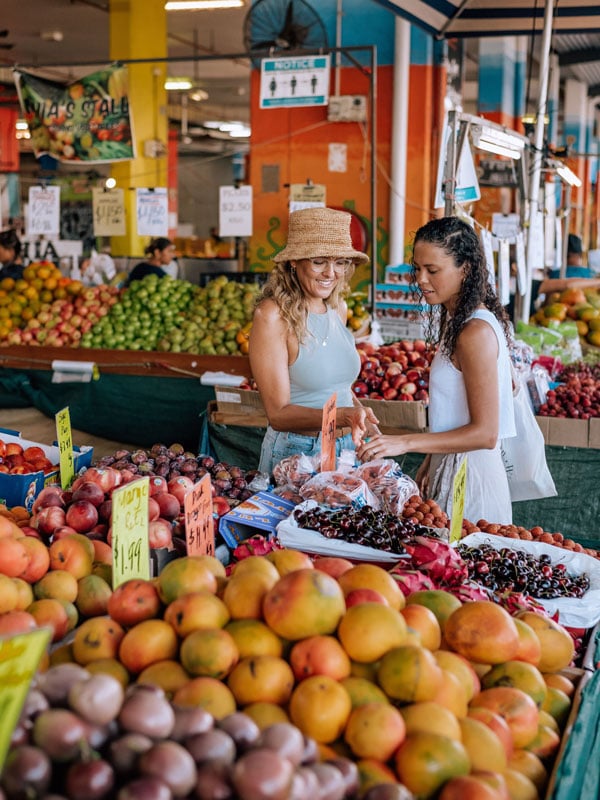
left=55, top=406, right=74, bottom=490
left=111, top=478, right=150, bottom=588
left=136, top=188, right=168, bottom=237
left=0, top=628, right=52, bottom=770
left=289, top=182, right=326, bottom=213
left=184, top=473, right=215, bottom=557
left=219, top=185, right=253, bottom=237
left=92, top=187, right=126, bottom=236
left=260, top=55, right=330, bottom=109
left=27, top=185, right=61, bottom=236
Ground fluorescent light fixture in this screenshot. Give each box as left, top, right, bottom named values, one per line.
left=190, top=89, right=209, bottom=102
left=471, top=124, right=526, bottom=160
left=165, top=0, right=244, bottom=9
left=165, top=78, right=193, bottom=91
left=556, top=163, right=582, bottom=188
left=228, top=125, right=251, bottom=138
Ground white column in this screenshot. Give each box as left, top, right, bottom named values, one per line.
left=388, top=17, right=410, bottom=266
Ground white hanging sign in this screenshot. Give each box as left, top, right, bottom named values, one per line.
left=480, top=228, right=496, bottom=290
left=434, top=116, right=481, bottom=209
left=515, top=231, right=527, bottom=296
left=27, top=185, right=61, bottom=236
left=219, top=185, right=253, bottom=237
left=136, top=188, right=168, bottom=237
left=92, top=188, right=126, bottom=237
left=498, top=239, right=511, bottom=306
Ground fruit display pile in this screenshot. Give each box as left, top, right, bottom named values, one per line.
left=352, top=340, right=433, bottom=402
left=537, top=360, right=600, bottom=419
left=532, top=285, right=600, bottom=349
left=0, top=439, right=56, bottom=475
left=465, top=518, right=600, bottom=560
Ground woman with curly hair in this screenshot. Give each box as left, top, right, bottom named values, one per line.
left=358, top=216, right=516, bottom=524
left=249, top=207, right=379, bottom=475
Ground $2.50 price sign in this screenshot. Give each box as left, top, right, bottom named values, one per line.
left=111, top=477, right=150, bottom=588
left=320, top=392, right=337, bottom=473
left=184, top=473, right=215, bottom=556
left=55, top=406, right=74, bottom=489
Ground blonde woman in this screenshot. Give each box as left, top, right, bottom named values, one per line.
left=249, top=207, right=379, bottom=475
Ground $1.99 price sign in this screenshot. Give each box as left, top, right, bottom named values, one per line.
left=184, top=473, right=215, bottom=556
left=55, top=406, right=74, bottom=489
left=320, top=392, right=337, bottom=473
left=111, top=477, right=150, bottom=588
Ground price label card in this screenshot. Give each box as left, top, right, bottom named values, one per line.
left=184, top=473, right=215, bottom=557
left=55, top=406, right=74, bottom=489
left=0, top=628, right=52, bottom=770
left=111, top=478, right=150, bottom=589
left=320, top=392, right=337, bottom=473
left=450, top=456, right=468, bottom=543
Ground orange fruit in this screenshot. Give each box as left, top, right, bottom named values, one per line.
left=337, top=602, right=407, bottom=662
left=541, top=686, right=571, bottom=728
left=508, top=750, right=548, bottom=793
left=513, top=618, right=542, bottom=666
left=173, top=677, right=236, bottom=719
left=164, top=591, right=230, bottom=637
left=337, top=563, right=405, bottom=610
left=266, top=548, right=314, bottom=575
left=242, top=702, right=290, bottom=730
left=137, top=659, right=190, bottom=697
left=377, top=644, right=443, bottom=703
left=229, top=555, right=280, bottom=582
left=71, top=615, right=125, bottom=663
left=0, top=537, right=29, bottom=578
left=444, top=601, right=520, bottom=664
left=34, top=570, right=78, bottom=603
left=156, top=556, right=217, bottom=604
left=119, top=619, right=178, bottom=674
left=226, top=655, right=294, bottom=706
left=431, top=668, right=469, bottom=717
left=502, top=767, right=538, bottom=800
left=433, top=650, right=480, bottom=701
left=481, top=660, right=547, bottom=708
left=515, top=611, right=574, bottom=673
left=458, top=715, right=508, bottom=772
left=356, top=759, right=398, bottom=796
left=405, top=589, right=462, bottom=631
left=288, top=675, right=352, bottom=743
left=470, top=686, right=539, bottom=749
left=289, top=634, right=351, bottom=681
left=262, top=568, right=346, bottom=640
left=179, top=627, right=238, bottom=679
left=400, top=701, right=461, bottom=741
left=542, top=672, right=574, bottom=697
left=224, top=618, right=283, bottom=659
left=523, top=722, right=560, bottom=759
left=467, top=706, right=514, bottom=761
left=222, top=571, right=277, bottom=619
left=400, top=603, right=441, bottom=650
left=11, top=577, right=34, bottom=610
left=344, top=702, right=406, bottom=761
left=48, top=536, right=93, bottom=580
left=438, top=775, right=506, bottom=800
left=340, top=676, right=389, bottom=708
left=394, top=731, right=470, bottom=798
left=85, top=658, right=130, bottom=689
left=0, top=574, right=20, bottom=614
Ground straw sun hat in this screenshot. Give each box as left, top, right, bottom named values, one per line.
left=273, top=207, right=369, bottom=265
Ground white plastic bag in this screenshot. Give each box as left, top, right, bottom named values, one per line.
left=501, top=373, right=557, bottom=502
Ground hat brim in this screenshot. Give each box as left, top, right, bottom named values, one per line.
left=273, top=246, right=369, bottom=265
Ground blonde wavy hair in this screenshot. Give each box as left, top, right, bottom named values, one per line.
left=257, top=260, right=355, bottom=343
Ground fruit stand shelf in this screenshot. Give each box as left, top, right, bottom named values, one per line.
left=0, top=345, right=251, bottom=380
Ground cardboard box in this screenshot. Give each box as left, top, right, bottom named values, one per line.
left=535, top=416, right=590, bottom=448
left=0, top=429, right=93, bottom=510
left=215, top=386, right=264, bottom=415
left=362, top=398, right=428, bottom=432
left=589, top=418, right=600, bottom=450
left=218, top=491, right=296, bottom=548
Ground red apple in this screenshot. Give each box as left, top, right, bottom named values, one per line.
left=98, top=499, right=112, bottom=522
left=415, top=389, right=429, bottom=402
left=20, top=526, right=42, bottom=540
left=149, top=476, right=168, bottom=496
left=212, top=496, right=231, bottom=518
left=400, top=382, right=417, bottom=396
left=148, top=519, right=173, bottom=550
left=155, top=493, right=181, bottom=520
left=383, top=387, right=399, bottom=400
left=65, top=500, right=99, bottom=534
left=148, top=497, right=161, bottom=522
left=72, top=481, right=105, bottom=508
left=83, top=467, right=122, bottom=494
left=34, top=506, right=67, bottom=537
left=167, top=476, right=194, bottom=505
left=52, top=525, right=79, bottom=540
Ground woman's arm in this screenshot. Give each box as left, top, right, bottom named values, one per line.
left=538, top=275, right=600, bottom=295
left=357, top=319, right=500, bottom=460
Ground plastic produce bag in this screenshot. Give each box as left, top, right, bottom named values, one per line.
left=355, top=459, right=419, bottom=515
left=299, top=471, right=379, bottom=510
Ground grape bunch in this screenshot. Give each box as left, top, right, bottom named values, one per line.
left=458, top=544, right=590, bottom=599
left=294, top=504, right=429, bottom=553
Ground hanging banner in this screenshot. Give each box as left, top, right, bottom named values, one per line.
left=14, top=64, right=135, bottom=164
left=92, top=187, right=126, bottom=236
left=136, top=188, right=168, bottom=237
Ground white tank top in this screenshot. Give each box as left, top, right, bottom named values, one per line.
left=428, top=309, right=516, bottom=441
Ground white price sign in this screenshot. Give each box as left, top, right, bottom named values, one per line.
left=27, top=185, right=61, bottom=236
left=219, top=185, right=253, bottom=237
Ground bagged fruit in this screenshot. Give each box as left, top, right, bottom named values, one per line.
left=299, top=471, right=379, bottom=510
left=355, top=459, right=419, bottom=515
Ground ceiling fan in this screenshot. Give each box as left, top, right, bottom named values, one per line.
left=0, top=30, right=14, bottom=50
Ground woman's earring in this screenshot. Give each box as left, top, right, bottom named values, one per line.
left=290, top=266, right=296, bottom=275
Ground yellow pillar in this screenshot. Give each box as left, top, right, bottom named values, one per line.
left=108, top=0, right=168, bottom=257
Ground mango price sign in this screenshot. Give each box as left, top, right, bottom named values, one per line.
left=111, top=478, right=150, bottom=588
left=0, top=628, right=52, bottom=770
left=55, top=406, right=74, bottom=490
left=184, top=473, right=215, bottom=557
left=14, top=64, right=135, bottom=164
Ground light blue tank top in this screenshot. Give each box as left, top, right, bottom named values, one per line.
left=289, top=308, right=360, bottom=409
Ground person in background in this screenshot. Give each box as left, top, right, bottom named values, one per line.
left=249, top=206, right=379, bottom=475
left=125, top=237, right=175, bottom=287
left=358, top=216, right=516, bottom=525
left=0, top=229, right=24, bottom=280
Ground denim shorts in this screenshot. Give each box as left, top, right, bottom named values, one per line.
left=258, top=425, right=355, bottom=475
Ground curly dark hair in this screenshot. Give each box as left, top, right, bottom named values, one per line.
left=409, top=217, right=512, bottom=356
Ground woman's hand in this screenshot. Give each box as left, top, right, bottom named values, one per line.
left=415, top=454, right=431, bottom=496
left=356, top=432, right=410, bottom=461
left=343, top=405, right=379, bottom=447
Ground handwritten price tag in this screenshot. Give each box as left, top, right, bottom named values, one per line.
left=111, top=478, right=150, bottom=588
left=0, top=628, right=52, bottom=771
left=184, top=473, right=215, bottom=556
left=450, top=456, right=468, bottom=543
left=55, top=407, right=74, bottom=489
left=321, top=392, right=337, bottom=473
